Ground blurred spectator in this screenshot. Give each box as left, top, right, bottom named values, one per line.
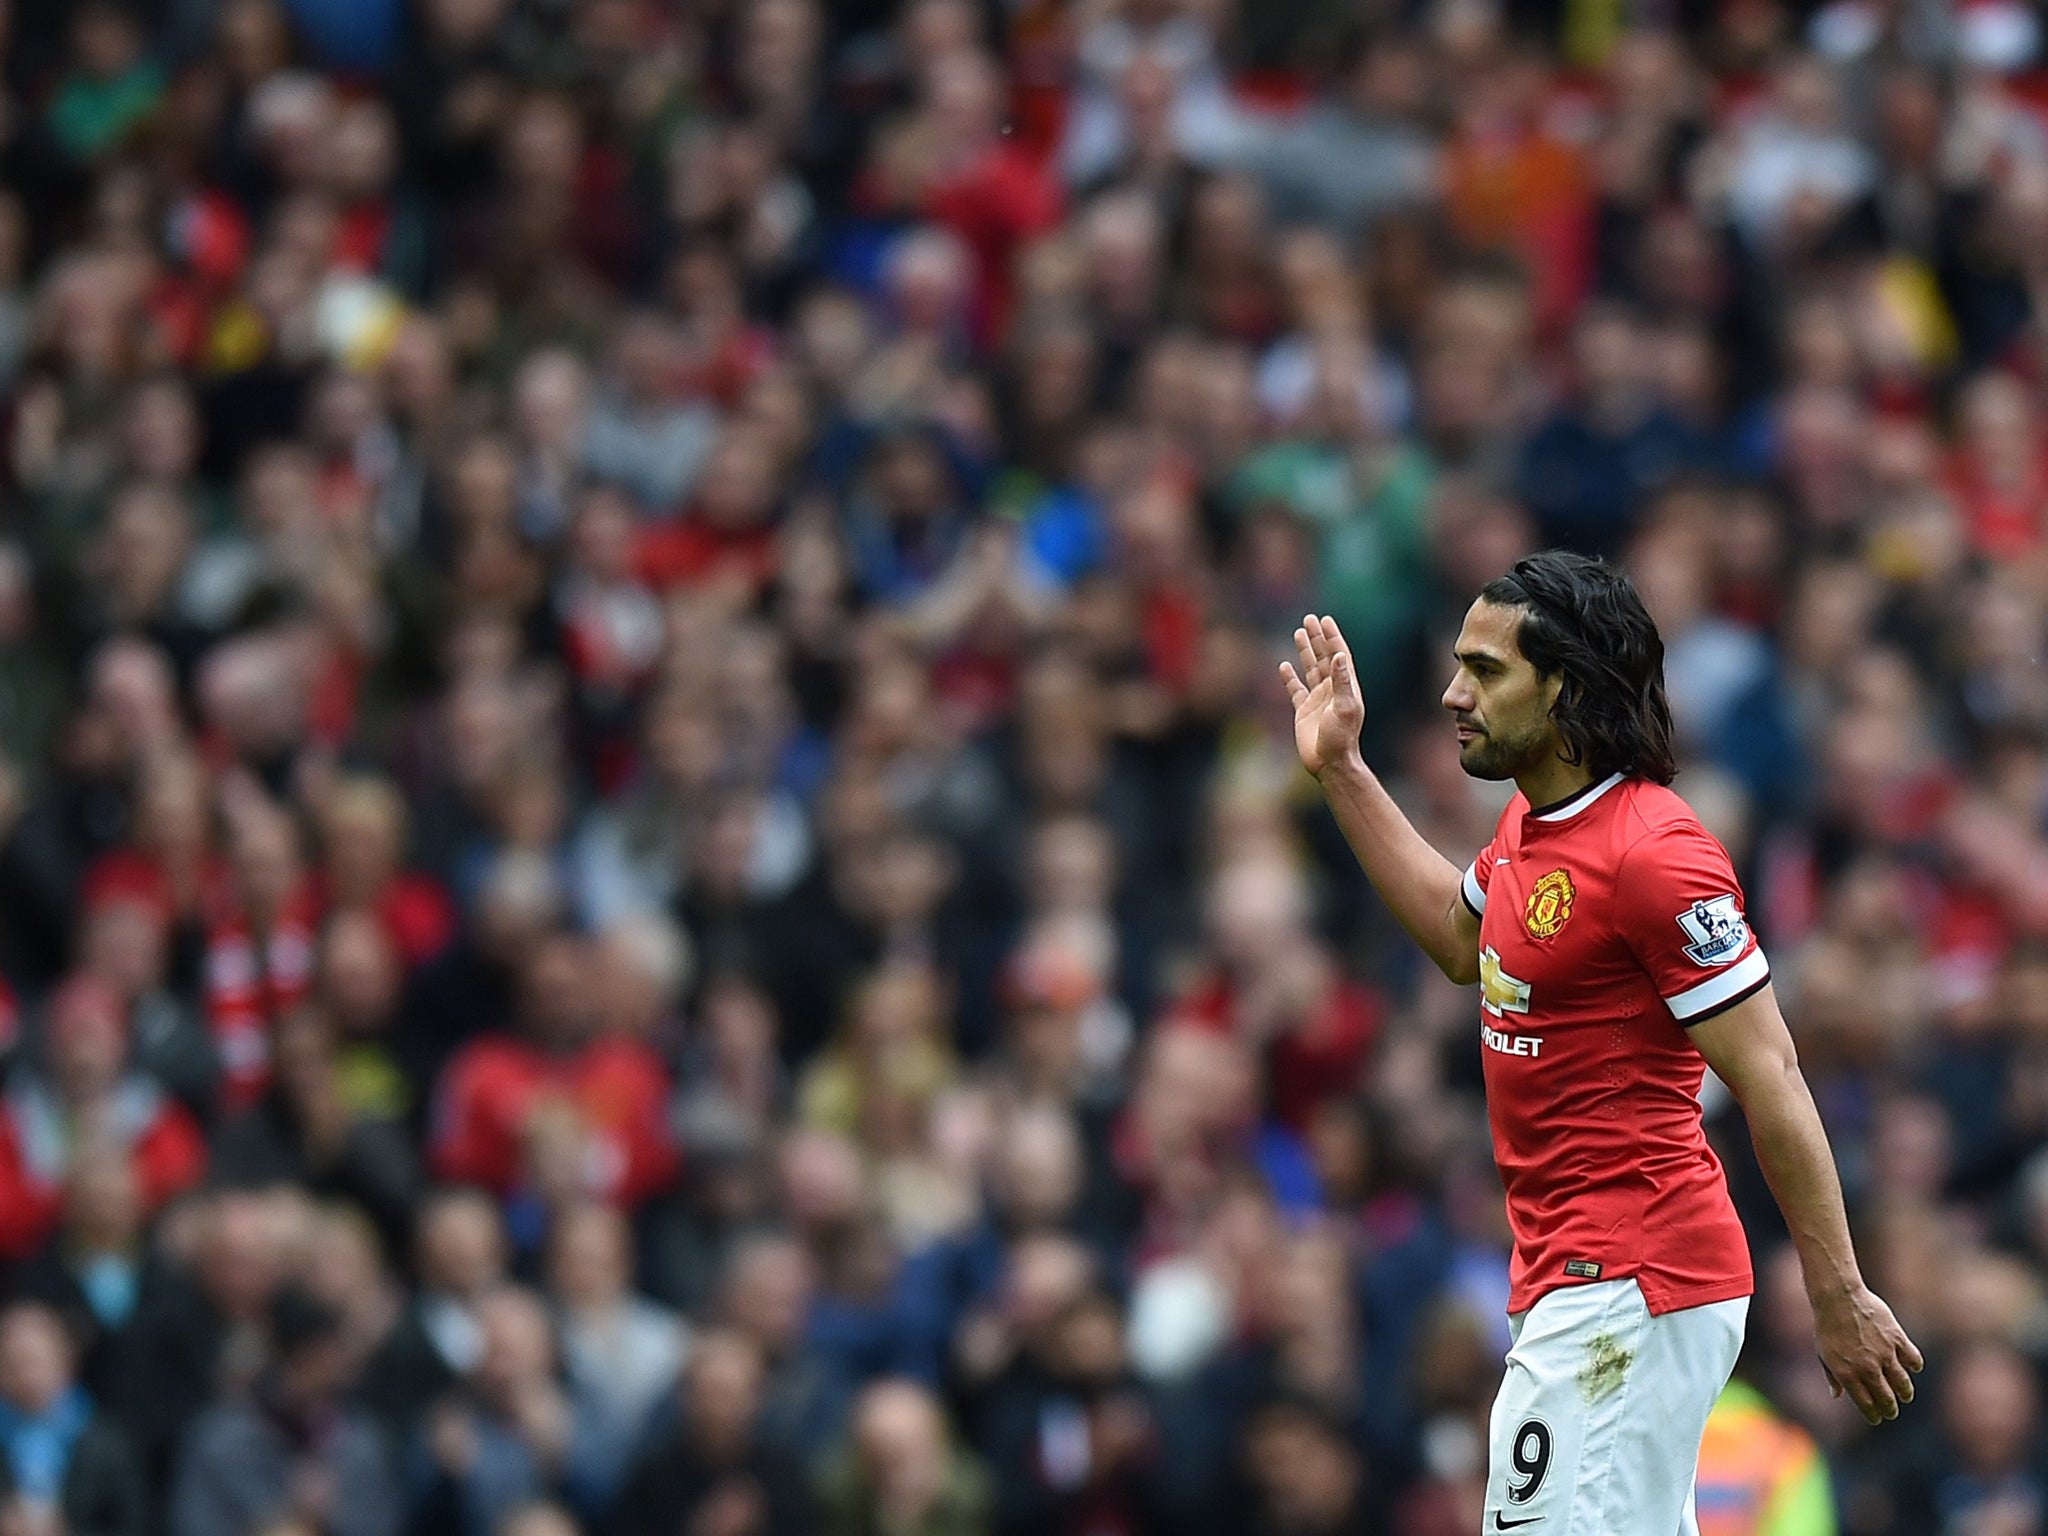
left=73, top=883, right=216, bottom=1119
left=205, top=799, right=321, bottom=1112
left=1062, top=0, right=1247, bottom=187
left=0, top=975, right=205, bottom=1261
left=409, top=1286, right=594, bottom=1536
left=544, top=1202, right=684, bottom=1498
left=1725, top=55, right=1878, bottom=250
left=1882, top=1340, right=2048, bottom=1536
left=716, top=1232, right=850, bottom=1461
left=1230, top=1395, right=1380, bottom=1536
left=974, top=1286, right=1168, bottom=1536
left=581, top=322, right=717, bottom=519
left=428, top=932, right=676, bottom=1221
left=315, top=910, right=419, bottom=1124
left=495, top=1504, right=580, bottom=1536
left=295, top=1205, right=405, bottom=1397
left=1238, top=28, right=1436, bottom=239
left=316, top=776, right=454, bottom=973
left=359, top=1188, right=508, bottom=1445
left=814, top=1379, right=993, bottom=1536
left=46, top=2, right=163, bottom=166
left=1514, top=302, right=1710, bottom=557
left=114, top=1192, right=291, bottom=1493
left=614, top=1329, right=811, bottom=1536
left=0, top=1301, right=143, bottom=1536
left=6, top=1147, right=153, bottom=1405
left=209, top=1004, right=422, bottom=1249
left=169, top=1287, right=400, bottom=1536
left=1695, top=1369, right=1836, bottom=1536
left=1166, top=856, right=1379, bottom=1139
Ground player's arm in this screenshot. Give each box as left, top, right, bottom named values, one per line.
left=1690, top=986, right=1925, bottom=1426
left=1280, top=615, right=1481, bottom=986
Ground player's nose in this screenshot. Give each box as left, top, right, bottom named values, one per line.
left=1443, top=677, right=1473, bottom=714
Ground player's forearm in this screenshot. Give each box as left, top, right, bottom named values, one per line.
left=1316, top=748, right=1476, bottom=983
left=1737, top=1059, right=1864, bottom=1297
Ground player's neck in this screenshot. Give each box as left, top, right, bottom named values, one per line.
left=1516, top=758, right=1600, bottom=816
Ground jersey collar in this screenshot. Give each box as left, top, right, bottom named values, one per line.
left=1526, top=771, right=1625, bottom=824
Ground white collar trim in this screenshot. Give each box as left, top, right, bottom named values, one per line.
left=1529, top=772, right=1626, bottom=823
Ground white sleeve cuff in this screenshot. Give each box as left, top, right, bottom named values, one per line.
left=1665, top=948, right=1771, bottom=1023
left=1460, top=861, right=1487, bottom=917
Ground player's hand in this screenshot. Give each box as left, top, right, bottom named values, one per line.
left=1279, top=615, right=1365, bottom=779
left=1813, top=1281, right=1924, bottom=1425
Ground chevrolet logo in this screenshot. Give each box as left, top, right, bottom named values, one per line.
left=1479, top=946, right=1531, bottom=1017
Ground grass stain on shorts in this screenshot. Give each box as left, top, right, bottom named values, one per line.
left=1577, top=1333, right=1634, bottom=1405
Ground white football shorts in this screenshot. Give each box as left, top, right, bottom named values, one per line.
left=1484, top=1278, right=1748, bottom=1536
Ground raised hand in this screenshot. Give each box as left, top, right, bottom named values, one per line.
left=1279, top=614, right=1366, bottom=778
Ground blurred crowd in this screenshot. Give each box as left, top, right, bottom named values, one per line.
left=7, top=0, right=2048, bottom=1532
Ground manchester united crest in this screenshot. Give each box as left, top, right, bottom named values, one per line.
left=1524, top=868, right=1576, bottom=939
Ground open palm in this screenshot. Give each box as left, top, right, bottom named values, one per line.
left=1279, top=615, right=1365, bottom=777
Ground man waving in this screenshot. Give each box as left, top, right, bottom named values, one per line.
left=1280, top=551, right=1920, bottom=1536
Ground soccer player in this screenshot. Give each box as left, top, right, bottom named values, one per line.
left=1279, top=552, right=1920, bottom=1536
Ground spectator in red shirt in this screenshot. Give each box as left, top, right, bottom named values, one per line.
left=666, top=243, right=779, bottom=411
left=634, top=426, right=782, bottom=599
left=318, top=774, right=455, bottom=971
left=80, top=748, right=221, bottom=958
left=206, top=797, right=322, bottom=1112
left=0, top=974, right=205, bottom=1260
left=429, top=930, right=678, bottom=1214
left=557, top=484, right=666, bottom=699
left=915, top=50, right=1064, bottom=348
left=1163, top=856, right=1378, bottom=1135
left=1945, top=370, right=2048, bottom=561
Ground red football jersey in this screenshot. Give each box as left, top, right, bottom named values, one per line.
left=1461, top=772, right=1762, bottom=1316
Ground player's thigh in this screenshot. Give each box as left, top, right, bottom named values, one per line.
left=1484, top=1281, right=1639, bottom=1529
left=1483, top=1283, right=1746, bottom=1536
left=1576, top=1291, right=1746, bottom=1536
left=1639, top=1294, right=1748, bottom=1536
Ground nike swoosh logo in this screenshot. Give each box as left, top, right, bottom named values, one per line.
left=1496, top=858, right=1511, bottom=865
left=1495, top=1517, right=1542, bottom=1531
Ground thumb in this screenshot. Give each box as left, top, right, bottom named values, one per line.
left=1333, top=649, right=1355, bottom=686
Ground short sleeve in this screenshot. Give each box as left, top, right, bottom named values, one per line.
left=1460, top=838, right=1496, bottom=919
left=1619, top=824, right=1770, bottom=1025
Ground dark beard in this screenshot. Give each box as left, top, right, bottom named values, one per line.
left=1457, top=727, right=1549, bottom=782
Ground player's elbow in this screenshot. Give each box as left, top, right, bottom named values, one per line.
left=1440, top=903, right=1480, bottom=986
left=1721, top=1038, right=1806, bottom=1111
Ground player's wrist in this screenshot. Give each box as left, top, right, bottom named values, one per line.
left=1800, top=1256, right=1865, bottom=1303
left=1314, top=744, right=1369, bottom=787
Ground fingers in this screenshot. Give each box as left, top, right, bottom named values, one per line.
left=1302, top=614, right=1333, bottom=670
left=1317, top=614, right=1354, bottom=663
left=1899, top=1332, right=1926, bottom=1374
left=1293, top=626, right=1323, bottom=688
left=1279, top=661, right=1308, bottom=706
left=1850, top=1366, right=1900, bottom=1424
left=1836, top=1371, right=1879, bottom=1424
left=1306, top=615, right=1363, bottom=702
left=1824, top=1356, right=1899, bottom=1424
left=1882, top=1353, right=1915, bottom=1407
left=1319, top=618, right=1364, bottom=705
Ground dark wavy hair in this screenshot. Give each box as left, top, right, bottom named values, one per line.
left=1479, top=551, right=1677, bottom=785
